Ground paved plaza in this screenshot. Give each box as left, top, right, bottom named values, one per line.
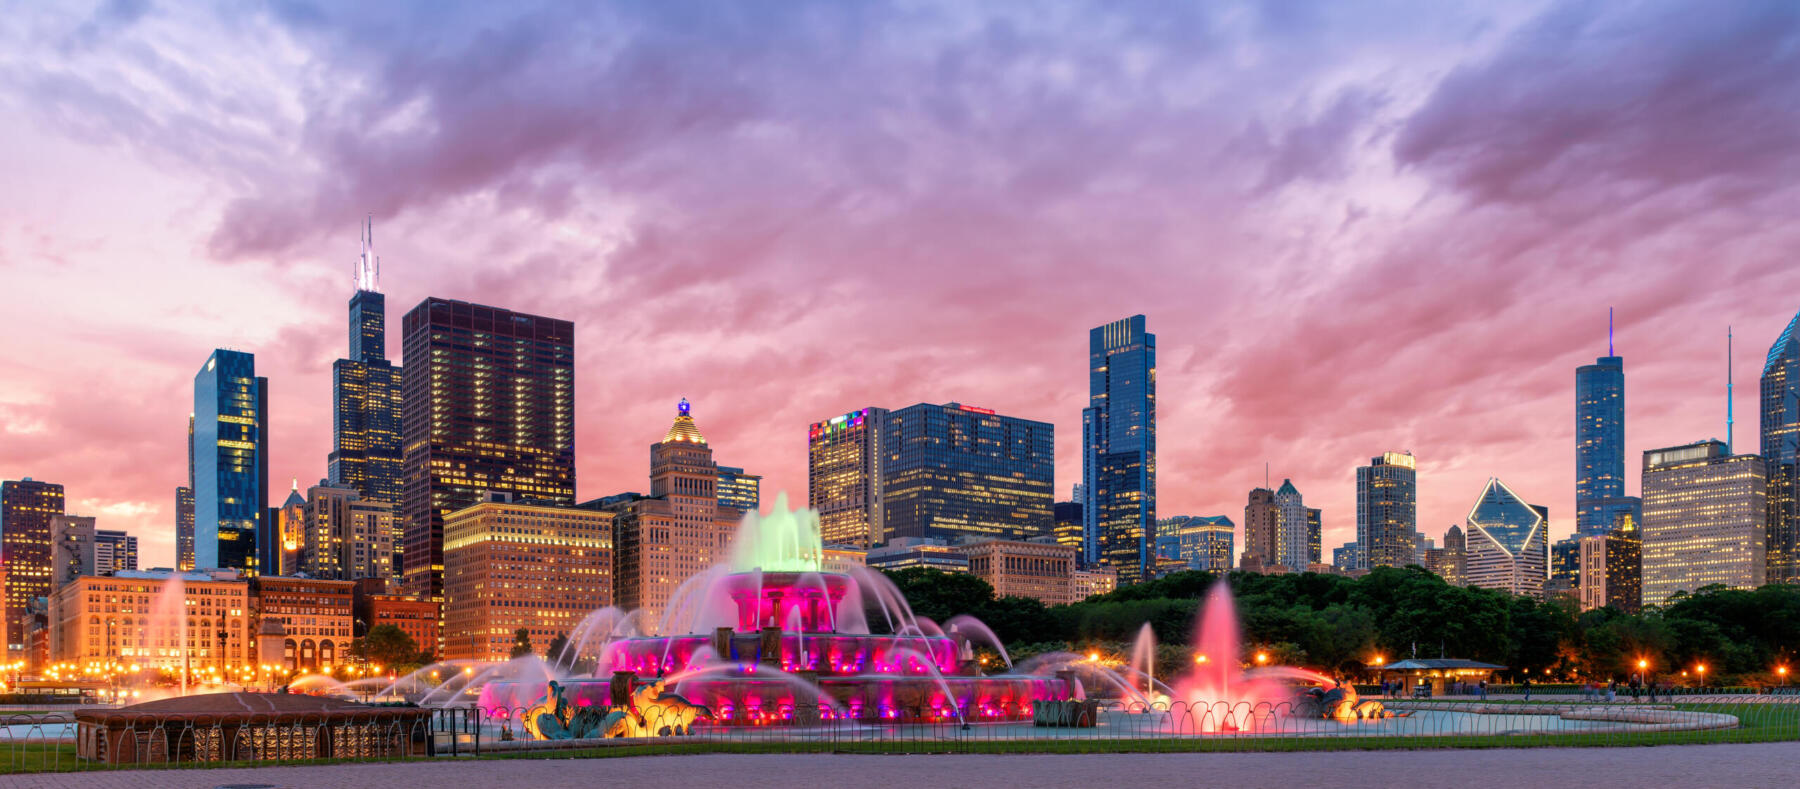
left=6, top=742, right=1797, bottom=789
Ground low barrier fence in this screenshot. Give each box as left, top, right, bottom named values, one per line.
left=3, top=691, right=1798, bottom=773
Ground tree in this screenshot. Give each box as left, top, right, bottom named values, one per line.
left=510, top=628, right=534, bottom=658
left=545, top=632, right=570, bottom=667
left=351, top=624, right=420, bottom=668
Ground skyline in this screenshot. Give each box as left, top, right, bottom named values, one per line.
left=4, top=1, right=1800, bottom=569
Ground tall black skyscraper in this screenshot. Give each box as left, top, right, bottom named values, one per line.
left=1763, top=309, right=1800, bottom=583
left=328, top=219, right=403, bottom=512
left=1576, top=312, right=1639, bottom=536
left=1083, top=316, right=1156, bottom=584
left=400, top=298, right=575, bottom=598
left=193, top=349, right=269, bottom=572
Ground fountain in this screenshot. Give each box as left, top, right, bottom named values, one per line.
left=476, top=494, right=1075, bottom=735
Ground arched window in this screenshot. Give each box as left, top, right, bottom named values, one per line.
left=320, top=640, right=335, bottom=667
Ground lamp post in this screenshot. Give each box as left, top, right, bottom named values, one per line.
left=1778, top=666, right=1789, bottom=687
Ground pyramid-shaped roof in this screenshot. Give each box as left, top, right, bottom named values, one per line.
left=662, top=398, right=707, bottom=445
left=1767, top=309, right=1800, bottom=375
left=1467, top=478, right=1542, bottom=555
left=1276, top=479, right=1300, bottom=497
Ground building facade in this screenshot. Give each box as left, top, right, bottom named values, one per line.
left=716, top=466, right=761, bottom=517
left=1333, top=542, right=1361, bottom=573
left=1272, top=480, right=1321, bottom=572
left=1763, top=309, right=1800, bottom=583
left=175, top=485, right=195, bottom=572
left=964, top=539, right=1082, bottom=605
left=328, top=222, right=404, bottom=576
left=51, top=516, right=137, bottom=588
left=881, top=402, right=1054, bottom=544
left=352, top=578, right=440, bottom=661
left=1438, top=524, right=1467, bottom=586
left=1155, top=515, right=1235, bottom=572
left=1052, top=500, right=1083, bottom=554
left=1072, top=565, right=1118, bottom=599
left=298, top=483, right=397, bottom=582
left=1576, top=352, right=1628, bottom=535
left=400, top=298, right=575, bottom=599
left=864, top=538, right=971, bottom=573
left=1464, top=479, right=1549, bottom=599
left=442, top=496, right=612, bottom=661
left=1641, top=440, right=1767, bottom=606
left=1578, top=517, right=1641, bottom=613
left=1242, top=487, right=1278, bottom=569
left=193, top=349, right=270, bottom=573
left=252, top=576, right=355, bottom=671
left=807, top=408, right=888, bottom=549
left=49, top=570, right=251, bottom=676
left=602, top=401, right=736, bottom=635
left=3, top=478, right=63, bottom=658
left=1083, top=315, right=1157, bottom=583
left=1356, top=452, right=1418, bottom=568
left=1550, top=536, right=1582, bottom=596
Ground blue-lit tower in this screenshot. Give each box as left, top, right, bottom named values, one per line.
left=1763, top=309, right=1800, bottom=583
left=1576, top=311, right=1636, bottom=536
left=1083, top=315, right=1156, bottom=583
left=193, top=349, right=269, bottom=572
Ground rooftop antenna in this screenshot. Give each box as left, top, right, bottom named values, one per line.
left=1727, top=326, right=1734, bottom=453
left=1608, top=307, right=1614, bottom=357
left=356, top=215, right=380, bottom=292
left=1264, top=462, right=1269, bottom=490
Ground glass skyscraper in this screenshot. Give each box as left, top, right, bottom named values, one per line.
left=192, top=349, right=269, bottom=573
left=400, top=298, right=575, bottom=599
left=880, top=402, right=1053, bottom=543
left=808, top=407, right=888, bottom=548
left=1083, top=315, right=1156, bottom=584
left=1465, top=478, right=1549, bottom=599
left=328, top=221, right=403, bottom=519
left=1762, top=309, right=1800, bottom=583
left=716, top=465, right=762, bottom=516
left=1576, top=351, right=1636, bottom=536
left=1155, top=515, right=1235, bottom=572
left=1356, top=452, right=1417, bottom=568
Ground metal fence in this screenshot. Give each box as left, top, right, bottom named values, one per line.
left=4, top=691, right=1798, bottom=773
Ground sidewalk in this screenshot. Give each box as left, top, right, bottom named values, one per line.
left=6, top=741, right=1797, bottom=789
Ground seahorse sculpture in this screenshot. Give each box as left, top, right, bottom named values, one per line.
left=522, top=679, right=714, bottom=739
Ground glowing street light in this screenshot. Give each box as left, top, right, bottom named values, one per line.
left=1194, top=654, right=1208, bottom=665
left=1255, top=652, right=1270, bottom=665
left=1087, top=652, right=1099, bottom=663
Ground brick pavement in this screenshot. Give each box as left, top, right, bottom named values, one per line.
left=5, top=742, right=1797, bottom=789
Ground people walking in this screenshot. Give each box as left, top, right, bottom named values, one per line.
left=1523, top=677, right=1532, bottom=701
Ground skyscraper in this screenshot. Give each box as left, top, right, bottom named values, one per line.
left=1242, top=487, right=1278, bottom=569
left=301, top=482, right=396, bottom=582
left=1356, top=452, right=1417, bottom=568
left=1052, top=500, right=1084, bottom=554
left=2, top=478, right=63, bottom=656
left=1578, top=516, right=1640, bottom=614
left=881, top=402, right=1054, bottom=543
left=1083, top=316, right=1156, bottom=583
left=1273, top=480, right=1320, bottom=572
left=602, top=400, right=740, bottom=631
left=1440, top=524, right=1467, bottom=586
left=328, top=220, right=403, bottom=532
left=1762, top=309, right=1800, bottom=583
left=174, top=486, right=194, bottom=572
left=809, top=408, right=888, bottom=549
left=1464, top=478, right=1549, bottom=599
left=192, top=349, right=269, bottom=573
left=1576, top=328, right=1629, bottom=536
left=443, top=495, right=612, bottom=661
left=1641, top=440, right=1767, bottom=605
left=400, top=298, right=575, bottom=598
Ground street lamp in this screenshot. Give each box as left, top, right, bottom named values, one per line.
left=1779, top=666, right=1790, bottom=686
left=1255, top=652, right=1269, bottom=665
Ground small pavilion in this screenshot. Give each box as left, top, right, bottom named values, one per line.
left=1369, top=659, right=1506, bottom=696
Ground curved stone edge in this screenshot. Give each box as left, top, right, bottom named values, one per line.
left=1387, top=702, right=1740, bottom=732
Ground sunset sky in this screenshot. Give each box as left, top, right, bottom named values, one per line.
left=3, top=1, right=1798, bottom=569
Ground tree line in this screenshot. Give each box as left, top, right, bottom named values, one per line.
left=882, top=566, right=1800, bottom=684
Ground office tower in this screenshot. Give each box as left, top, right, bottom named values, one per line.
left=1579, top=516, right=1641, bottom=613
left=442, top=494, right=613, bottom=660
left=1053, top=500, right=1084, bottom=554
left=1464, top=478, right=1549, bottom=599
left=963, top=539, right=1084, bottom=605
left=1083, top=315, right=1156, bottom=583
left=175, top=486, right=195, bottom=572
left=1576, top=328, right=1628, bottom=535
left=95, top=529, right=137, bottom=574
left=881, top=402, right=1054, bottom=543
left=602, top=400, right=740, bottom=632
left=808, top=408, right=888, bottom=548
left=328, top=220, right=404, bottom=519
left=3, top=479, right=63, bottom=656
left=400, top=298, right=575, bottom=598
left=49, top=515, right=136, bottom=587
left=1356, top=452, right=1417, bottom=568
left=1440, top=524, right=1467, bottom=586
left=1763, top=309, right=1800, bottom=583
left=301, top=482, right=396, bottom=582
left=192, top=349, right=270, bottom=573
left=1155, top=515, right=1235, bottom=572
left=1271, top=480, right=1321, bottom=571
left=1333, top=542, right=1361, bottom=573
left=716, top=466, right=761, bottom=517
left=1242, top=487, right=1279, bottom=569
left=1641, top=440, right=1767, bottom=605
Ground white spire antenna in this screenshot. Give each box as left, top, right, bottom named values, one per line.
left=356, top=215, right=380, bottom=292
left=1727, top=326, right=1734, bottom=453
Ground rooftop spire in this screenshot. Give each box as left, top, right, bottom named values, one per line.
left=355, top=215, right=380, bottom=292
left=1728, top=326, right=1734, bottom=453
left=663, top=397, right=707, bottom=444
left=1608, top=307, right=1614, bottom=357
